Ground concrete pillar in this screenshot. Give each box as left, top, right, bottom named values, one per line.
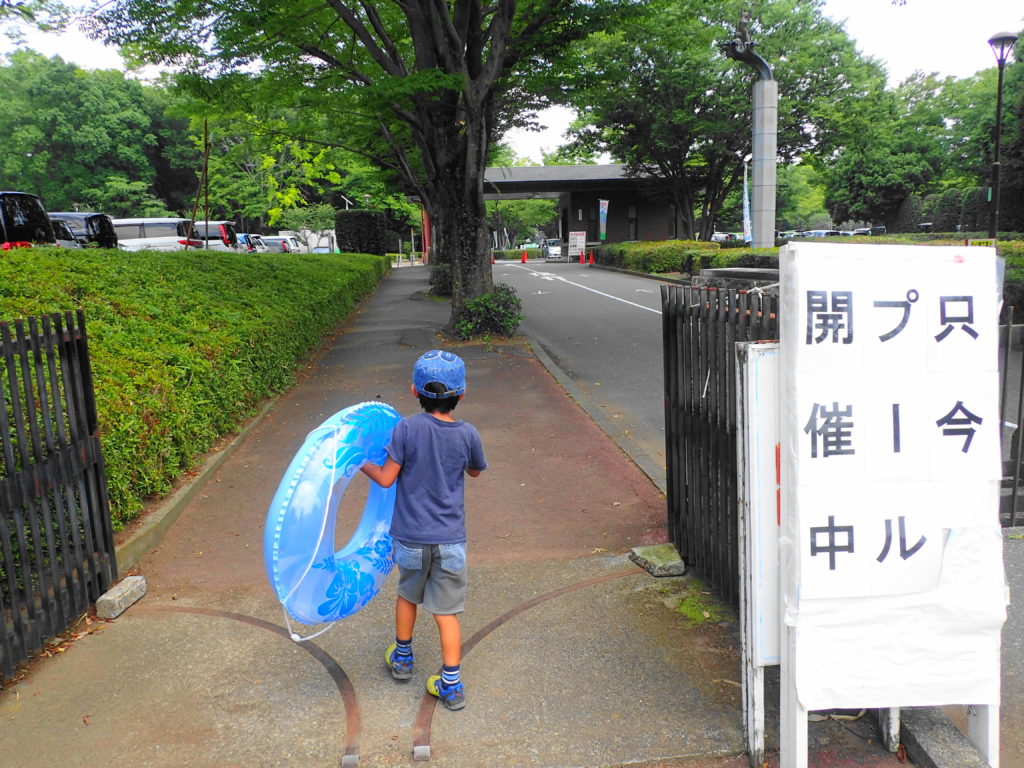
left=751, top=79, right=778, bottom=250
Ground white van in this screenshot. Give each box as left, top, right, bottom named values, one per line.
left=195, top=220, right=240, bottom=251
left=112, top=218, right=201, bottom=251
left=263, top=235, right=303, bottom=253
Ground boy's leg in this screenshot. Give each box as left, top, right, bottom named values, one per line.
left=434, top=613, right=461, bottom=667
left=427, top=613, right=465, bottom=710
left=386, top=595, right=419, bottom=680
left=397, top=594, right=418, bottom=639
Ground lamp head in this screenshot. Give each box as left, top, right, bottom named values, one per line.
left=989, top=31, right=1019, bottom=66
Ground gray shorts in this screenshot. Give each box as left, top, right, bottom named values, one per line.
left=394, top=539, right=468, bottom=615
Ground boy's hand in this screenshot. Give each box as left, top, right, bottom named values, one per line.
left=361, top=457, right=402, bottom=488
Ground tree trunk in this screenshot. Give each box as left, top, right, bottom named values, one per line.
left=425, top=100, right=493, bottom=334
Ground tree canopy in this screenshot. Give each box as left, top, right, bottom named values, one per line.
left=90, top=0, right=628, bottom=329
left=559, top=0, right=887, bottom=239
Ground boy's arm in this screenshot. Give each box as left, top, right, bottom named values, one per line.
left=361, top=457, right=402, bottom=488
left=466, top=468, right=483, bottom=478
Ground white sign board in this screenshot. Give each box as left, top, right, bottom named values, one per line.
left=780, top=242, right=1006, bottom=711
left=568, top=231, right=587, bottom=257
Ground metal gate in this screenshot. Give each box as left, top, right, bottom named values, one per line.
left=661, top=285, right=779, bottom=606
left=1, top=311, right=116, bottom=682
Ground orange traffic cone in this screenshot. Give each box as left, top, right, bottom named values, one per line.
left=521, top=250, right=527, bottom=263
left=491, top=253, right=495, bottom=264
left=589, top=251, right=595, bottom=265
left=578, top=251, right=585, bottom=264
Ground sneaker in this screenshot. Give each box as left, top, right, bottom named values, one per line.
left=426, top=674, right=466, bottom=710
left=385, top=643, right=414, bottom=680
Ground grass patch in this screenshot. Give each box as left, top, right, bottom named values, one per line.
left=673, top=577, right=731, bottom=626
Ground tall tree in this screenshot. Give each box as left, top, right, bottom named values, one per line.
left=92, top=0, right=622, bottom=330
left=561, top=0, right=886, bottom=240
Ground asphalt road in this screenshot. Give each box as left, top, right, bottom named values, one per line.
left=493, top=259, right=668, bottom=490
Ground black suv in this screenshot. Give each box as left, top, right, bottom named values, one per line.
left=49, top=211, right=118, bottom=249
left=0, top=191, right=55, bottom=246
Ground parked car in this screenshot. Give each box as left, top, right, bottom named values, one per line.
left=543, top=238, right=564, bottom=261
left=237, top=233, right=268, bottom=252
left=263, top=235, right=302, bottom=253
left=0, top=191, right=56, bottom=247
left=49, top=211, right=118, bottom=249
left=195, top=220, right=240, bottom=251
left=51, top=218, right=82, bottom=249
left=112, top=218, right=202, bottom=251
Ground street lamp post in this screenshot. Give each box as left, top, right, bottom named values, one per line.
left=988, top=31, right=1019, bottom=239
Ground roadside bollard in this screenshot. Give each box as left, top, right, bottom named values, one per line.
left=521, top=250, right=527, bottom=263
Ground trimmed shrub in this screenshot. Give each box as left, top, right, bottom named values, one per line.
left=335, top=209, right=389, bottom=255
left=933, top=188, right=964, bottom=233
left=892, top=195, right=925, bottom=234
left=0, top=247, right=389, bottom=528
left=453, top=282, right=523, bottom=339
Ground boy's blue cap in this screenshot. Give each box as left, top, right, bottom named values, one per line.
left=413, top=350, right=466, bottom=398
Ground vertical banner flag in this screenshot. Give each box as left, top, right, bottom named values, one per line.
left=599, top=199, right=609, bottom=241
left=743, top=163, right=752, bottom=244
left=780, top=242, right=1006, bottom=709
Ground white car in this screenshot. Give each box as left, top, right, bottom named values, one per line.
left=195, top=220, right=241, bottom=251
left=263, top=235, right=303, bottom=253
left=112, top=218, right=202, bottom=251
left=543, top=238, right=564, bottom=261
left=238, top=233, right=269, bottom=253
left=51, top=218, right=82, bottom=249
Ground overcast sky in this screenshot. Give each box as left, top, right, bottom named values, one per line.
left=2, top=0, right=1021, bottom=161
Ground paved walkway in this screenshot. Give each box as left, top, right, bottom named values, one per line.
left=0, top=266, right=936, bottom=766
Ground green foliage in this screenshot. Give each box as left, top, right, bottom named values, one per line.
left=486, top=199, right=557, bottom=248
left=594, top=240, right=719, bottom=274
left=563, top=0, right=886, bottom=239
left=453, top=283, right=523, bottom=340
left=932, top=189, right=964, bottom=233
left=892, top=195, right=926, bottom=234
left=276, top=203, right=336, bottom=247
left=335, top=209, right=388, bottom=256
left=82, top=174, right=174, bottom=218
left=0, top=246, right=388, bottom=527
left=0, top=50, right=196, bottom=213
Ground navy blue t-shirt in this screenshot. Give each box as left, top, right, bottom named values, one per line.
left=386, top=412, right=487, bottom=544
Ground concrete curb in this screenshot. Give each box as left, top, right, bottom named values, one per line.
left=901, top=707, right=991, bottom=768
left=114, top=397, right=279, bottom=573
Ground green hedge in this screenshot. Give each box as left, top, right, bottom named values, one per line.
left=0, top=246, right=389, bottom=528
left=593, top=236, right=1024, bottom=281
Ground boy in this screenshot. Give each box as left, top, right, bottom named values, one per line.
left=361, top=349, right=487, bottom=710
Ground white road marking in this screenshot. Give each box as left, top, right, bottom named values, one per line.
left=512, top=264, right=662, bottom=315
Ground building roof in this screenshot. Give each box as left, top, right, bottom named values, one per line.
left=483, top=163, right=645, bottom=199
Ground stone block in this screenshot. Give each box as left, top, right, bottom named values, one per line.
left=629, top=543, right=686, bottom=577
left=96, top=575, right=148, bottom=619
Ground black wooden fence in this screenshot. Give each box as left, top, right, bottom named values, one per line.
left=661, top=285, right=779, bottom=607
left=1, top=311, right=116, bottom=682
left=663, top=283, right=1024, bottom=608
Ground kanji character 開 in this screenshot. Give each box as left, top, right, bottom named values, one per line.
left=806, top=290, right=854, bottom=345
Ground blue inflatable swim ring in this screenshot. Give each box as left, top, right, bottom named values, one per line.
left=264, top=401, right=400, bottom=626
